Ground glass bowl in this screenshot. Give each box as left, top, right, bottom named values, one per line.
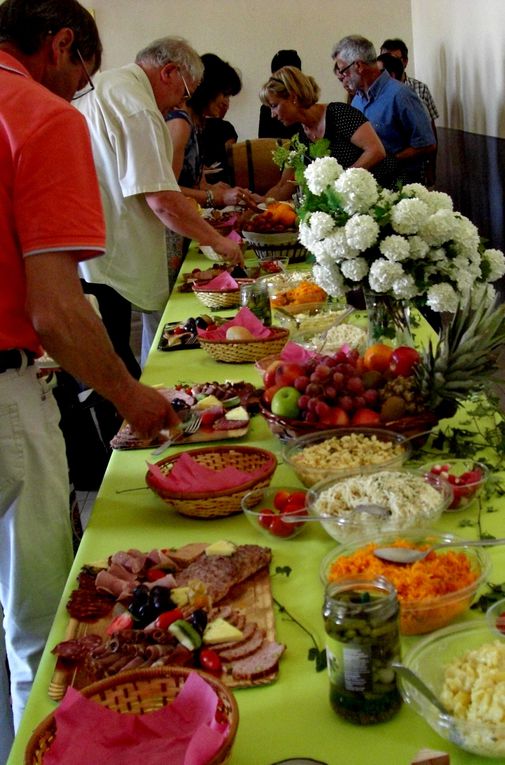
left=417, top=458, right=489, bottom=511
left=241, top=485, right=308, bottom=540
left=485, top=598, right=505, bottom=637
left=307, top=468, right=452, bottom=543
left=320, top=529, right=491, bottom=635
left=283, top=427, right=412, bottom=487
left=399, top=619, right=505, bottom=757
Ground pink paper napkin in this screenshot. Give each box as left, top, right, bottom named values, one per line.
left=201, top=271, right=239, bottom=291
left=227, top=229, right=242, bottom=242
left=279, top=340, right=316, bottom=364
left=198, top=306, right=273, bottom=341
left=44, top=673, right=229, bottom=765
left=147, top=451, right=261, bottom=492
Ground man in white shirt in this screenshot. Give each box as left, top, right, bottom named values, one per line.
left=78, top=37, right=248, bottom=373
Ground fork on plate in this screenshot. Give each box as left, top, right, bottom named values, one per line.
left=151, top=412, right=202, bottom=456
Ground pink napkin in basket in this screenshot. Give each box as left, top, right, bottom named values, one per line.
left=279, top=340, right=316, bottom=365
left=227, top=229, right=242, bottom=242
left=197, top=306, right=273, bottom=341
left=44, top=673, right=229, bottom=765
left=147, top=451, right=261, bottom=492
left=201, top=271, right=239, bottom=291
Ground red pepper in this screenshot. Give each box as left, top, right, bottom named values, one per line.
left=145, top=567, right=166, bottom=582
left=154, top=608, right=184, bottom=630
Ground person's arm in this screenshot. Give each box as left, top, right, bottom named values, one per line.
left=262, top=166, right=297, bottom=202
left=395, top=90, right=437, bottom=161
left=349, top=122, right=387, bottom=169
left=25, top=252, right=180, bottom=438
left=144, top=189, right=243, bottom=263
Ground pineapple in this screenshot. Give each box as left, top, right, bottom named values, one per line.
left=415, top=294, right=505, bottom=415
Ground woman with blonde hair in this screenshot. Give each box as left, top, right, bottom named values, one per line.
left=259, top=66, right=386, bottom=199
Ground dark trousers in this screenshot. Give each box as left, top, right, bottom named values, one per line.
left=80, top=280, right=141, bottom=379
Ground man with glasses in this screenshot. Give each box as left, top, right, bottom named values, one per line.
left=76, top=36, right=246, bottom=373
left=0, top=2, right=179, bottom=759
left=332, top=35, right=436, bottom=187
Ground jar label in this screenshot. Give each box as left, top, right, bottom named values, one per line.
left=326, top=637, right=372, bottom=692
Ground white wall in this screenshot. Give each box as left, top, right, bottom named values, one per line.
left=87, top=0, right=412, bottom=140
left=412, top=0, right=505, bottom=138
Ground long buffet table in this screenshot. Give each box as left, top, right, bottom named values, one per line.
left=9, top=246, right=505, bottom=765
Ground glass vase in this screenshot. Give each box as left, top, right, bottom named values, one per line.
left=363, top=288, right=413, bottom=347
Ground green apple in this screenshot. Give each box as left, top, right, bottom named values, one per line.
left=270, top=386, right=301, bottom=419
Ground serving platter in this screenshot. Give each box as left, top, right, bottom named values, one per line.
left=49, top=544, right=279, bottom=699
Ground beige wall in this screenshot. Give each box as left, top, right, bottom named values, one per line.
left=412, top=0, right=505, bottom=138
left=87, top=0, right=412, bottom=140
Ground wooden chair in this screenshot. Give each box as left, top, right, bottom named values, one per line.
left=226, top=138, right=287, bottom=195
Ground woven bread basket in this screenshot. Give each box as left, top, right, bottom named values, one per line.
left=25, top=667, right=239, bottom=765
left=146, top=445, right=277, bottom=518
left=199, top=327, right=289, bottom=363
left=242, top=230, right=308, bottom=264
left=193, top=278, right=254, bottom=309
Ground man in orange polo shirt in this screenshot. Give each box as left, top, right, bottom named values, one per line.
left=0, top=2, right=179, bottom=759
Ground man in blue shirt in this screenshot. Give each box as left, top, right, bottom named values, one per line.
left=331, top=35, right=436, bottom=186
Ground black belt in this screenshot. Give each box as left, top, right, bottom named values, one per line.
left=0, top=349, right=35, bottom=373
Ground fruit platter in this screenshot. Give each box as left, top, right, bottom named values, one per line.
left=49, top=541, right=284, bottom=698
left=110, top=381, right=261, bottom=450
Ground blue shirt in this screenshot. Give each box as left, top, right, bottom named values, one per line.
left=352, top=70, right=434, bottom=155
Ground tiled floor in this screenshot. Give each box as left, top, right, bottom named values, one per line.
left=76, top=490, right=97, bottom=530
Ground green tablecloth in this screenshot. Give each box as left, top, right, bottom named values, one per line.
left=11, top=248, right=505, bottom=765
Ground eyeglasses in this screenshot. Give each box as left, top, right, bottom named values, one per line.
left=72, top=48, right=95, bottom=100
left=178, top=69, right=192, bottom=101
left=334, top=60, right=357, bottom=78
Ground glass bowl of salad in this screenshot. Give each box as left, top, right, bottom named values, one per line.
left=417, top=459, right=489, bottom=511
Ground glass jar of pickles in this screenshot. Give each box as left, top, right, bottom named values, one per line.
left=240, top=280, right=271, bottom=325
left=322, top=576, right=402, bottom=725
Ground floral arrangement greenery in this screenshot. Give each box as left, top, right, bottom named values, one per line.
left=293, top=155, right=505, bottom=313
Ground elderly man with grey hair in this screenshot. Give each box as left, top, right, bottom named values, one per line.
left=331, top=35, right=436, bottom=188
left=77, top=37, right=249, bottom=373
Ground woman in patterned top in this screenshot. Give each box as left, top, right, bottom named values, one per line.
left=258, top=66, right=387, bottom=200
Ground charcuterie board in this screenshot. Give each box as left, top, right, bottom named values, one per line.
left=49, top=544, right=282, bottom=699
left=110, top=422, right=249, bottom=450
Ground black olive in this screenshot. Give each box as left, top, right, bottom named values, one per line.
left=171, top=399, right=190, bottom=413
left=195, top=316, right=208, bottom=330
left=188, top=608, right=208, bottom=636
left=132, top=584, right=149, bottom=604
left=183, top=317, right=197, bottom=332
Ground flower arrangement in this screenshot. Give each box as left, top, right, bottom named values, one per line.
left=295, top=156, right=505, bottom=313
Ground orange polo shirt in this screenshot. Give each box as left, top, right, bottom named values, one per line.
left=0, top=51, right=106, bottom=354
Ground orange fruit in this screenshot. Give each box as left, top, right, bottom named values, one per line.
left=363, top=343, right=394, bottom=373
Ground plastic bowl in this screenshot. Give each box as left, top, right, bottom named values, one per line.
left=283, top=427, right=412, bottom=488
left=485, top=598, right=505, bottom=637
left=399, top=620, right=505, bottom=757
left=417, top=458, right=489, bottom=511
left=241, top=485, right=308, bottom=540
left=320, top=529, right=491, bottom=635
left=307, top=468, right=452, bottom=543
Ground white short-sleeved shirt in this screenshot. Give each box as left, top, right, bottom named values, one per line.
left=77, top=63, right=180, bottom=311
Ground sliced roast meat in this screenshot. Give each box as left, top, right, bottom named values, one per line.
left=231, top=640, right=286, bottom=681
left=212, top=622, right=257, bottom=653
left=219, top=627, right=266, bottom=662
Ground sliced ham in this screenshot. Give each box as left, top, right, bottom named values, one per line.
left=109, top=549, right=146, bottom=574
left=95, top=570, right=135, bottom=599
left=231, top=640, right=286, bottom=681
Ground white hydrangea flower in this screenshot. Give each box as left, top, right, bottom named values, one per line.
left=378, top=188, right=400, bottom=206
left=312, top=263, right=346, bottom=297
left=368, top=258, right=405, bottom=292
left=341, top=257, right=369, bottom=281
left=409, top=235, right=430, bottom=260
left=453, top=265, right=477, bottom=293
left=401, top=183, right=432, bottom=203
left=344, top=214, right=379, bottom=251
left=419, top=209, right=458, bottom=246
left=298, top=221, right=319, bottom=250
left=424, top=190, right=453, bottom=214
left=391, top=274, right=418, bottom=299
left=304, top=156, right=344, bottom=195
left=482, top=248, right=505, bottom=281
left=426, top=282, right=459, bottom=313
left=390, top=198, right=429, bottom=235
left=379, top=234, right=410, bottom=262
left=308, top=211, right=336, bottom=239
left=334, top=168, right=379, bottom=214
left=451, top=214, right=480, bottom=257
left=317, top=229, right=359, bottom=262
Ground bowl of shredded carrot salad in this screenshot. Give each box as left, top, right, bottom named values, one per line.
left=321, top=530, right=491, bottom=635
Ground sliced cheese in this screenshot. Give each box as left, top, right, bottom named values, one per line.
left=170, top=587, right=191, bottom=607
left=205, top=540, right=236, bottom=557
left=224, top=406, right=249, bottom=421
left=203, top=618, right=243, bottom=645
left=195, top=394, right=222, bottom=410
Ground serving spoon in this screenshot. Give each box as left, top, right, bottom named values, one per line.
left=391, top=662, right=450, bottom=716
left=374, top=536, right=505, bottom=564
left=283, top=503, right=390, bottom=524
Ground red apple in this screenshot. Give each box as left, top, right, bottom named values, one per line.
left=263, top=359, right=283, bottom=388
left=389, top=346, right=421, bottom=377
left=263, top=383, right=284, bottom=405
left=351, top=408, right=381, bottom=426
left=275, top=362, right=305, bottom=388
left=325, top=407, right=350, bottom=426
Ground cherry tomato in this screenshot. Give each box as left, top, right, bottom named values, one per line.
left=268, top=515, right=295, bottom=537
left=199, top=648, right=223, bottom=675
left=258, top=507, right=274, bottom=529
left=281, top=492, right=307, bottom=514
left=153, top=608, right=184, bottom=630
left=145, top=567, right=166, bottom=581
left=273, top=490, right=291, bottom=511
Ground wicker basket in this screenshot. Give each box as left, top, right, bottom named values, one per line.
left=25, top=667, right=238, bottom=765
left=192, top=279, right=255, bottom=310
left=146, top=445, right=277, bottom=518
left=242, top=230, right=308, bottom=264
left=199, top=327, right=289, bottom=363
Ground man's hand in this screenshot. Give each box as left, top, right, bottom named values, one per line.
left=211, top=236, right=244, bottom=266
left=117, top=382, right=181, bottom=440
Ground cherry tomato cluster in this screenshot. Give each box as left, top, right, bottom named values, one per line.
left=427, top=463, right=486, bottom=509
left=257, top=489, right=307, bottom=538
